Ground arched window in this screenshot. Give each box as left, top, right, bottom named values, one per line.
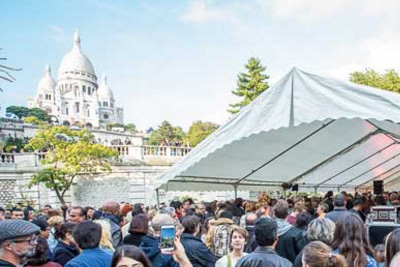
left=83, top=85, right=86, bottom=93
left=66, top=107, right=69, bottom=115
left=75, top=102, right=80, bottom=113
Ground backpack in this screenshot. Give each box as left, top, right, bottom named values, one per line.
left=213, top=224, right=232, bottom=259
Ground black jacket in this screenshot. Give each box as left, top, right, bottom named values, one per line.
left=0, top=259, right=15, bottom=267
left=244, top=226, right=258, bottom=253
left=236, top=247, right=293, bottom=267
left=275, top=220, right=307, bottom=263
left=180, top=233, right=216, bottom=267
left=123, top=232, right=146, bottom=247
left=139, top=235, right=177, bottom=267
left=52, top=241, right=80, bottom=266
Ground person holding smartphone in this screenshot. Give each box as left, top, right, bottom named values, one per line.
left=139, top=214, right=176, bottom=267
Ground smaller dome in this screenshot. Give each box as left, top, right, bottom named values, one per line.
left=97, top=74, right=114, bottom=101
left=37, top=64, right=56, bottom=94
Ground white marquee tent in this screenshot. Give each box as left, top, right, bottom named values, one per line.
left=155, top=68, right=400, bottom=195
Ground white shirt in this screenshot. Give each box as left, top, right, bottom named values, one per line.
left=215, top=253, right=248, bottom=267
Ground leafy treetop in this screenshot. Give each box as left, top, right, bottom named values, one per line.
left=6, top=106, right=50, bottom=122
left=148, top=120, right=185, bottom=146
left=185, top=121, right=219, bottom=147
left=228, top=57, right=270, bottom=114
left=25, top=126, right=118, bottom=205
left=350, top=69, right=400, bottom=93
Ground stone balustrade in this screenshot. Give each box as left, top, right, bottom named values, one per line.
left=0, top=153, right=15, bottom=164
left=0, top=145, right=190, bottom=168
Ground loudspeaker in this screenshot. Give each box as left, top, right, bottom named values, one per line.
left=374, top=180, right=384, bottom=195
left=292, top=184, right=299, bottom=192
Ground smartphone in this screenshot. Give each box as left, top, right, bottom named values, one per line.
left=160, top=224, right=175, bottom=252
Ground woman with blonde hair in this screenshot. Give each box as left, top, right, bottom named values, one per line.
left=303, top=241, right=347, bottom=267
left=94, top=219, right=115, bottom=252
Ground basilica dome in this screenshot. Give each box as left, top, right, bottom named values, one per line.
left=37, top=64, right=56, bottom=94
left=97, top=74, right=114, bottom=101
left=58, top=31, right=96, bottom=77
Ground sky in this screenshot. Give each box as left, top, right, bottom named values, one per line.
left=1, top=0, right=400, bottom=131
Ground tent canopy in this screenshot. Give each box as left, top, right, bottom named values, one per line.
left=155, top=68, right=400, bottom=192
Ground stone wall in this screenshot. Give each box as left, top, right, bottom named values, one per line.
left=0, top=179, right=16, bottom=205
left=71, top=166, right=169, bottom=208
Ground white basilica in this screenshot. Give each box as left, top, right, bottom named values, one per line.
left=28, top=31, right=124, bottom=128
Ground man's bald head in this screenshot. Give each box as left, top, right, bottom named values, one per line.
left=152, top=213, right=174, bottom=234
left=245, top=212, right=258, bottom=226
left=102, top=201, right=120, bottom=215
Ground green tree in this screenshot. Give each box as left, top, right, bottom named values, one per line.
left=23, top=116, right=46, bottom=126
left=185, top=121, right=219, bottom=147
left=125, top=123, right=137, bottom=134
left=350, top=69, right=400, bottom=93
left=148, top=120, right=185, bottom=145
left=228, top=57, right=270, bottom=114
left=25, top=126, right=118, bottom=205
left=6, top=106, right=29, bottom=119
left=106, top=123, right=137, bottom=134
left=28, top=108, right=51, bottom=122
left=6, top=106, right=50, bottom=122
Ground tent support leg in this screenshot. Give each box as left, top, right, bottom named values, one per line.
left=233, top=185, right=238, bottom=199
left=156, top=189, right=160, bottom=209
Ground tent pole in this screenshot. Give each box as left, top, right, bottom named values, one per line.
left=289, top=130, right=380, bottom=185
left=355, top=166, right=400, bottom=190
left=312, top=141, right=396, bottom=187
left=233, top=185, right=238, bottom=199
left=235, top=119, right=336, bottom=186
left=156, top=189, right=160, bottom=209
left=339, top=154, right=400, bottom=188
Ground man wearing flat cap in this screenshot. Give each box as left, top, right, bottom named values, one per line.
left=0, top=220, right=40, bottom=267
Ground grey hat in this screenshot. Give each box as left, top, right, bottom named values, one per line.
left=0, top=220, right=40, bottom=243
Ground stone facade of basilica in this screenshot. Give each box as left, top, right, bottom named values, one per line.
left=28, top=31, right=123, bottom=128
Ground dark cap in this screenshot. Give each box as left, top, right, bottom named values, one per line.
left=0, top=220, right=40, bottom=243
left=32, top=219, right=49, bottom=231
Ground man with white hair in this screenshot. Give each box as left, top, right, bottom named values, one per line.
left=0, top=220, right=40, bottom=267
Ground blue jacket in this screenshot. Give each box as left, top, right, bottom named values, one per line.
left=326, top=207, right=350, bottom=223
left=236, top=247, right=293, bottom=267
left=65, top=247, right=112, bottom=267
left=180, top=233, right=216, bottom=267
left=139, top=235, right=177, bottom=267
left=52, top=241, right=80, bottom=267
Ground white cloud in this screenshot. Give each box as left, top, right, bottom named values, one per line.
left=181, top=0, right=226, bottom=24
left=264, top=0, right=348, bottom=23
left=361, top=0, right=400, bottom=18
left=328, top=27, right=400, bottom=80
left=362, top=29, right=400, bottom=72
left=49, top=25, right=67, bottom=43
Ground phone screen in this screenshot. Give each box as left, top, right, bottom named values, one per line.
left=160, top=226, right=175, bottom=251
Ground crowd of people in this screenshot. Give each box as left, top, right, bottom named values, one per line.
left=1, top=191, right=400, bottom=267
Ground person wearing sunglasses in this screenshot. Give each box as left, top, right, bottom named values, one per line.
left=0, top=220, right=40, bottom=267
